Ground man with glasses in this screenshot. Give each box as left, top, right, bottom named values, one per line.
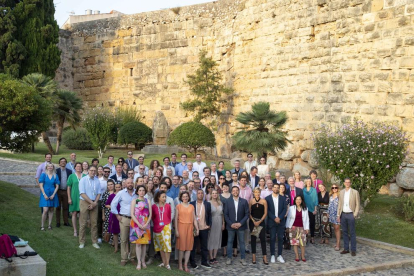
left=126, top=169, right=135, bottom=180
left=193, top=153, right=207, bottom=178
left=287, top=177, right=303, bottom=206
left=79, top=166, right=101, bottom=249
left=162, top=156, right=175, bottom=176
left=243, top=153, right=257, bottom=173
left=104, top=156, right=116, bottom=177
left=134, top=156, right=149, bottom=175
left=167, top=175, right=181, bottom=200
left=133, top=165, right=146, bottom=182
left=193, top=178, right=201, bottom=191
left=182, top=170, right=190, bottom=185
left=125, top=151, right=139, bottom=170
left=175, top=153, right=188, bottom=177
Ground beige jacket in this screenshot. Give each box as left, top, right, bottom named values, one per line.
left=337, top=188, right=360, bottom=217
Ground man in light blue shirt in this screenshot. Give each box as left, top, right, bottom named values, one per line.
left=167, top=175, right=180, bottom=199
left=111, top=178, right=137, bottom=266
left=78, top=166, right=101, bottom=249
left=175, top=153, right=188, bottom=176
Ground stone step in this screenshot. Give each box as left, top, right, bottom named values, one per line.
left=141, top=145, right=185, bottom=154
left=0, top=243, right=46, bottom=276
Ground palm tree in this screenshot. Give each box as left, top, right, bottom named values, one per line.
left=21, top=73, right=57, bottom=154
left=232, top=101, right=290, bottom=159
left=54, top=90, right=83, bottom=154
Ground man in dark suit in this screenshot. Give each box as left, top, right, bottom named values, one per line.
left=286, top=177, right=304, bottom=206
left=224, top=186, right=249, bottom=266
left=265, top=183, right=288, bottom=264
left=190, top=189, right=212, bottom=269
left=109, top=164, right=127, bottom=182
left=56, top=157, right=72, bottom=227
left=249, top=166, right=260, bottom=188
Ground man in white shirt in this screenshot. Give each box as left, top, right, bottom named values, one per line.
left=210, top=162, right=219, bottom=180
left=243, top=153, right=257, bottom=173
left=193, top=154, right=207, bottom=177
left=133, top=165, right=146, bottom=182
left=162, top=156, right=175, bottom=176
left=134, top=156, right=149, bottom=175
left=182, top=170, right=191, bottom=185
left=104, top=156, right=116, bottom=177
left=187, top=162, right=194, bottom=179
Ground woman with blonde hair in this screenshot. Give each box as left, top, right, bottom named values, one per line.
left=317, top=183, right=331, bottom=244
left=39, top=162, right=60, bottom=231
left=249, top=187, right=268, bottom=264
left=257, top=157, right=269, bottom=178
left=328, top=184, right=341, bottom=250
left=208, top=190, right=224, bottom=264
left=294, top=171, right=304, bottom=189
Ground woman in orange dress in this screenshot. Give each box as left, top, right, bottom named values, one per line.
left=175, top=191, right=199, bottom=272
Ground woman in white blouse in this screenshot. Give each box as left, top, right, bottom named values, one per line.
left=256, top=157, right=269, bottom=178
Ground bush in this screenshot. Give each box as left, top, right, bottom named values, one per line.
left=118, top=121, right=152, bottom=150
left=115, top=106, right=142, bottom=127
left=401, top=196, right=414, bottom=221
left=313, top=119, right=409, bottom=203
left=167, top=121, right=215, bottom=155
left=62, top=128, right=93, bottom=150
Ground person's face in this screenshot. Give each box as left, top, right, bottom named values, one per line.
left=280, top=176, right=286, bottom=183
left=254, top=189, right=260, bottom=198
left=272, top=184, right=280, bottom=194
left=204, top=169, right=211, bottom=177
left=92, top=161, right=99, bottom=167
left=295, top=172, right=300, bottom=180
left=123, top=163, right=128, bottom=170
left=182, top=193, right=189, bottom=203
left=138, top=187, right=146, bottom=197
left=116, top=165, right=122, bottom=173
left=260, top=158, right=265, bottom=164
left=139, top=166, right=145, bottom=173
left=104, top=168, right=110, bottom=177
left=167, top=169, right=173, bottom=176
left=235, top=161, right=240, bottom=168
left=344, top=179, right=351, bottom=188
left=265, top=174, right=271, bottom=180
left=196, top=155, right=201, bottom=162
left=127, top=152, right=133, bottom=159
left=70, top=153, right=76, bottom=161
left=251, top=168, right=257, bottom=176
left=222, top=185, right=229, bottom=193
left=75, top=164, right=82, bottom=173
left=97, top=167, right=103, bottom=175
left=182, top=171, right=188, bottom=178
left=138, top=157, right=144, bottom=164
left=259, top=179, right=265, bottom=187
left=118, top=159, right=123, bottom=164
left=188, top=182, right=194, bottom=190
left=210, top=176, right=216, bottom=184
left=46, top=164, right=54, bottom=172
left=115, top=184, right=122, bottom=192
left=211, top=190, right=218, bottom=199
left=211, top=164, right=216, bottom=171
left=203, top=178, right=210, bottom=186
left=172, top=176, right=179, bottom=185
left=310, top=173, right=317, bottom=180
left=193, top=172, right=199, bottom=178
left=232, top=174, right=238, bottom=182
left=147, top=181, right=154, bottom=190
left=137, top=178, right=144, bottom=185
left=59, top=159, right=67, bottom=167
left=122, top=180, right=126, bottom=189
left=207, top=185, right=213, bottom=193
left=266, top=180, right=273, bottom=189
left=288, top=178, right=295, bottom=186
left=128, top=171, right=134, bottom=178
left=240, top=178, right=246, bottom=187
left=108, top=156, right=114, bottom=164
left=295, top=196, right=302, bottom=206
left=319, top=184, right=326, bottom=192
left=107, top=182, right=114, bottom=191
left=225, top=171, right=231, bottom=178
left=160, top=193, right=166, bottom=203
left=275, top=172, right=280, bottom=180
left=180, top=186, right=187, bottom=194
left=194, top=181, right=201, bottom=190
left=187, top=163, right=193, bottom=170
left=82, top=162, right=89, bottom=171
left=164, top=158, right=169, bottom=166
left=159, top=184, right=168, bottom=192
left=181, top=155, right=187, bottom=162
left=219, top=176, right=225, bottom=183
left=125, top=179, right=133, bottom=190
left=88, top=167, right=96, bottom=178
left=197, top=190, right=204, bottom=200
left=171, top=155, right=177, bottom=161
left=153, top=178, right=160, bottom=184
left=248, top=155, right=253, bottom=161
left=280, top=184, right=286, bottom=194
left=305, top=180, right=312, bottom=188
left=232, top=187, right=239, bottom=197
left=155, top=170, right=162, bottom=177
left=331, top=185, right=338, bottom=193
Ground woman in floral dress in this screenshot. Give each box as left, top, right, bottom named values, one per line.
left=101, top=179, right=115, bottom=243
left=328, top=184, right=341, bottom=251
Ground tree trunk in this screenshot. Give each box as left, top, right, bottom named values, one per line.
left=42, top=132, right=55, bottom=154
left=55, top=116, right=65, bottom=154
left=193, top=147, right=198, bottom=157
left=98, top=148, right=103, bottom=158
left=32, top=142, right=35, bottom=152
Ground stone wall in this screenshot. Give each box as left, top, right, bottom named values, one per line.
left=56, top=0, right=414, bottom=172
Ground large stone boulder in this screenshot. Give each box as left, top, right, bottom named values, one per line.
left=152, top=111, right=170, bottom=145
left=396, top=167, right=414, bottom=190
left=292, top=160, right=313, bottom=176
left=301, top=150, right=311, bottom=162
left=389, top=183, right=404, bottom=197
left=277, top=144, right=295, bottom=161
left=267, top=156, right=278, bottom=170
left=308, top=150, right=319, bottom=168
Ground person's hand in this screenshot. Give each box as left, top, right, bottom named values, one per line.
left=336, top=216, right=340, bottom=223
left=68, top=199, right=72, bottom=205
left=44, top=195, right=49, bottom=200
left=175, top=230, right=179, bottom=238
left=50, top=195, right=55, bottom=200
left=222, top=224, right=225, bottom=231
left=275, top=217, right=281, bottom=224
left=254, top=221, right=260, bottom=227
left=116, top=214, right=122, bottom=221
left=231, top=223, right=237, bottom=229
left=313, top=210, right=317, bottom=215
left=102, top=215, right=106, bottom=221
left=304, top=230, right=308, bottom=235
left=235, top=223, right=242, bottom=229
left=196, top=229, right=199, bottom=236
left=88, top=205, right=93, bottom=210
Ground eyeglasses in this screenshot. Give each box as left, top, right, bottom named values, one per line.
left=219, top=177, right=225, bottom=179
left=331, top=187, right=338, bottom=190
left=104, top=171, right=110, bottom=173
left=128, top=172, right=134, bottom=175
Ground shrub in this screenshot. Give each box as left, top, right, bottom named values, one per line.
left=115, top=106, right=142, bottom=127
left=62, top=128, right=93, bottom=150
left=118, top=121, right=152, bottom=150
left=313, top=119, right=409, bottom=203
left=167, top=121, right=216, bottom=155
left=401, top=196, right=414, bottom=222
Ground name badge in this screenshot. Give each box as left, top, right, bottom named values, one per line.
left=159, top=222, right=164, bottom=226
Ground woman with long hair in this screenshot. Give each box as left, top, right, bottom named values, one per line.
left=145, top=180, right=155, bottom=203
left=286, top=195, right=310, bottom=262
left=208, top=190, right=224, bottom=264
left=219, top=183, right=231, bottom=257
left=161, top=177, right=172, bottom=189
left=217, top=161, right=226, bottom=176
left=303, top=178, right=318, bottom=244
left=81, top=161, right=89, bottom=175
left=294, top=171, right=304, bottom=189
left=101, top=179, right=115, bottom=243
left=205, top=184, right=215, bottom=201
left=328, top=184, right=341, bottom=251
left=106, top=182, right=122, bottom=252
left=130, top=185, right=152, bottom=270
left=39, top=162, right=60, bottom=231
left=202, top=177, right=210, bottom=190
left=67, top=162, right=85, bottom=236
left=148, top=160, right=161, bottom=177
left=257, top=157, right=269, bottom=178
left=258, top=177, right=266, bottom=191
left=318, top=183, right=331, bottom=244
left=309, top=170, right=323, bottom=193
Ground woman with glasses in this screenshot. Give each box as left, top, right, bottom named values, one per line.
left=317, top=183, right=331, bottom=244
left=205, top=184, right=215, bottom=201
left=202, top=177, right=210, bottom=190
left=328, top=184, right=341, bottom=251
left=218, top=175, right=226, bottom=191
left=257, top=157, right=269, bottom=178
left=258, top=177, right=266, bottom=191
left=117, top=157, right=125, bottom=165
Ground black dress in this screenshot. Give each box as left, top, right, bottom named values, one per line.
left=317, top=192, right=331, bottom=238
left=249, top=198, right=267, bottom=255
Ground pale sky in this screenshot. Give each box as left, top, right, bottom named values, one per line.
left=54, top=0, right=212, bottom=27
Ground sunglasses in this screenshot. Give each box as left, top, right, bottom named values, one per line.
left=331, top=187, right=338, bottom=190
left=104, top=171, right=110, bottom=173
left=219, top=177, right=225, bottom=179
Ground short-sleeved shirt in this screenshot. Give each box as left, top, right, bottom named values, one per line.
left=35, top=162, right=47, bottom=179
left=79, top=176, right=101, bottom=201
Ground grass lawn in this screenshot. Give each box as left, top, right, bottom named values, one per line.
left=0, top=181, right=186, bottom=276
left=356, top=194, right=414, bottom=249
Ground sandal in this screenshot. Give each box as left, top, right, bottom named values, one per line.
left=136, top=264, right=141, bottom=270
left=74, top=231, right=78, bottom=237
left=40, top=227, right=45, bottom=231
left=166, top=265, right=171, bottom=270
left=334, top=246, right=340, bottom=251
left=158, top=263, right=164, bottom=268
left=48, top=225, right=52, bottom=230
left=142, top=263, right=147, bottom=269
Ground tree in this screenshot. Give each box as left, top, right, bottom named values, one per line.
left=232, top=101, right=290, bottom=159
left=21, top=72, right=56, bottom=154
left=118, top=121, right=152, bottom=150
left=181, top=50, right=233, bottom=122
left=313, top=119, right=409, bottom=205
left=168, top=121, right=216, bottom=155
left=83, top=108, right=117, bottom=158
left=0, top=0, right=60, bottom=78
left=0, top=75, right=52, bottom=152
left=54, top=90, right=83, bottom=154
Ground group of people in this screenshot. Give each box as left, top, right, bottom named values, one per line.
left=36, top=151, right=360, bottom=271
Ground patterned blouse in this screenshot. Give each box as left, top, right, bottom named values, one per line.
left=328, top=195, right=340, bottom=225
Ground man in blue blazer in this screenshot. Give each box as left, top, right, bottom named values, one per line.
left=224, top=186, right=249, bottom=266
left=190, top=189, right=212, bottom=269
left=249, top=166, right=260, bottom=188
left=56, top=157, right=72, bottom=227
left=265, top=183, right=288, bottom=264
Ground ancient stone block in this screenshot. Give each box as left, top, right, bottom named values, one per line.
left=152, top=111, right=170, bottom=145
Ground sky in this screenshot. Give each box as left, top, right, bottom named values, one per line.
left=54, top=0, right=212, bottom=26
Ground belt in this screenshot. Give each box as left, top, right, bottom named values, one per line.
left=59, top=189, right=67, bottom=191
left=120, top=214, right=131, bottom=219
left=342, top=212, right=353, bottom=214
left=319, top=203, right=328, bottom=206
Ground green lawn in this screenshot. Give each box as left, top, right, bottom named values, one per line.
left=356, top=194, right=414, bottom=249
left=0, top=181, right=186, bottom=276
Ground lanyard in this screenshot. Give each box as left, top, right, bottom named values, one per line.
left=127, top=159, right=133, bottom=168
left=76, top=173, right=82, bottom=182
left=196, top=202, right=203, bottom=219
left=68, top=162, right=74, bottom=171
left=157, top=205, right=165, bottom=222
left=88, top=178, right=96, bottom=198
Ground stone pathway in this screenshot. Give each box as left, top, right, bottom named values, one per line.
left=1, top=157, right=414, bottom=275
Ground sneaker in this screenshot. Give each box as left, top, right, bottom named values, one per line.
left=226, top=259, right=232, bottom=265
left=240, top=259, right=247, bottom=266
left=146, top=257, right=153, bottom=265
left=92, top=243, right=100, bottom=249
left=79, top=244, right=85, bottom=249
left=270, top=255, right=275, bottom=263
left=201, top=263, right=212, bottom=269
left=191, top=263, right=199, bottom=269
left=98, top=238, right=102, bottom=244
left=277, top=255, right=285, bottom=263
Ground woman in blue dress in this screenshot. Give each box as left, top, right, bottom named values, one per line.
left=328, top=184, right=341, bottom=251
left=39, top=162, right=60, bottom=231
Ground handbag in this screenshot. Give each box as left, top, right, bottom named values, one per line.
left=250, top=218, right=262, bottom=238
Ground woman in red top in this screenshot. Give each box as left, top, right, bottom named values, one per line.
left=152, top=191, right=172, bottom=270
